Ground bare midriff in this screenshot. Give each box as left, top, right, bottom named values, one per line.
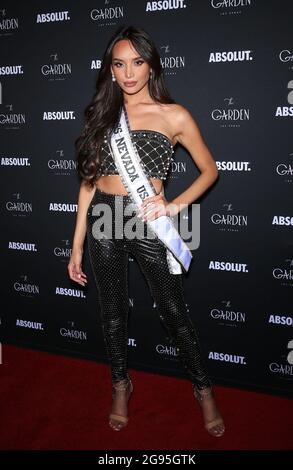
left=95, top=174, right=164, bottom=196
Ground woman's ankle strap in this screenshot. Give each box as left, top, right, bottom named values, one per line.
left=193, top=386, right=213, bottom=401
left=112, top=378, right=132, bottom=392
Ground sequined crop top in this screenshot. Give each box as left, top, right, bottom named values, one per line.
left=98, top=130, right=174, bottom=180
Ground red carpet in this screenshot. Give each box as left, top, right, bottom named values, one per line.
left=0, top=344, right=292, bottom=450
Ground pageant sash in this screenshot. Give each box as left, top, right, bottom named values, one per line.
left=108, top=105, right=193, bottom=274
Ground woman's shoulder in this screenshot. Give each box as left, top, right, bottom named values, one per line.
left=160, top=102, right=193, bottom=121
left=160, top=103, right=194, bottom=134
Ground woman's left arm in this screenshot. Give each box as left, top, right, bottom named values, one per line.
left=168, top=105, right=219, bottom=216
left=139, top=105, right=219, bottom=220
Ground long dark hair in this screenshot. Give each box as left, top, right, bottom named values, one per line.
left=75, top=25, right=176, bottom=188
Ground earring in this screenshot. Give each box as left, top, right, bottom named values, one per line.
left=112, top=73, right=116, bottom=82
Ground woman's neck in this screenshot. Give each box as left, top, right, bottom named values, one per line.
left=123, top=87, right=152, bottom=107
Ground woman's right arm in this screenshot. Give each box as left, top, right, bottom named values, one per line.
left=67, top=180, right=96, bottom=286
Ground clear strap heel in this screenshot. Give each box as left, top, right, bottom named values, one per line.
left=193, top=386, right=225, bottom=437
left=109, top=378, right=133, bottom=431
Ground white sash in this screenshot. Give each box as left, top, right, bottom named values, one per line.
left=108, top=105, right=193, bottom=274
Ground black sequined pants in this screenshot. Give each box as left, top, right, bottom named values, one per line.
left=86, top=186, right=212, bottom=391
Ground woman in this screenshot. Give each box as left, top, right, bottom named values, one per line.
left=68, top=25, right=225, bottom=437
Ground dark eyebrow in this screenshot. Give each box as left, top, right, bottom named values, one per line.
left=112, top=56, right=143, bottom=61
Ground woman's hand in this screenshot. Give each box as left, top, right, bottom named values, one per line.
left=68, top=248, right=87, bottom=286
left=137, top=193, right=174, bottom=221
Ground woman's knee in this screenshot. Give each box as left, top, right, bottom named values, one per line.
left=156, top=295, right=187, bottom=322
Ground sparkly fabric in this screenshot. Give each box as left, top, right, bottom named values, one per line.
left=98, top=130, right=174, bottom=180
left=86, top=186, right=212, bottom=390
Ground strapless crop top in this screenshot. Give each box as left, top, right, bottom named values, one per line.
left=98, top=130, right=174, bottom=180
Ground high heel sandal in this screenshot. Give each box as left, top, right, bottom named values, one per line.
left=193, top=386, right=225, bottom=437
left=109, top=378, right=133, bottom=431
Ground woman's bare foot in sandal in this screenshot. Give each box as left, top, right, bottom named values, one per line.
left=194, top=386, right=225, bottom=437
left=109, top=378, right=133, bottom=431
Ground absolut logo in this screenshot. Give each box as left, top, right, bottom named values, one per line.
left=275, top=80, right=293, bottom=117
left=1, top=156, right=30, bottom=167
left=91, top=60, right=102, bottom=70
left=146, top=0, right=187, bottom=12
left=6, top=195, right=32, bottom=213
left=272, top=215, right=293, bottom=226
left=90, top=6, right=123, bottom=21
left=0, top=65, right=23, bottom=75
left=55, top=287, right=86, bottom=298
left=211, top=204, right=248, bottom=230
left=211, top=302, right=246, bottom=323
left=209, top=50, right=252, bottom=62
left=276, top=107, right=293, bottom=117
left=211, top=0, right=251, bottom=9
left=212, top=98, right=249, bottom=125
left=269, top=362, right=293, bottom=376
left=48, top=157, right=76, bottom=174
left=9, top=242, right=37, bottom=252
left=43, top=111, right=75, bottom=121
left=60, top=327, right=87, bottom=340
left=0, top=9, right=19, bottom=32
left=209, top=351, right=246, bottom=364
left=216, top=160, right=251, bottom=171
left=156, top=344, right=179, bottom=356
left=36, top=11, right=70, bottom=23
left=268, top=314, right=293, bottom=327
left=209, top=261, right=248, bottom=273
left=14, top=276, right=40, bottom=295
left=49, top=203, right=77, bottom=212
left=54, top=240, right=71, bottom=258
left=16, top=319, right=44, bottom=330
left=41, top=54, right=72, bottom=77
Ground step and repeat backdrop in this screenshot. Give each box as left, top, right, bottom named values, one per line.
left=1, top=0, right=292, bottom=397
